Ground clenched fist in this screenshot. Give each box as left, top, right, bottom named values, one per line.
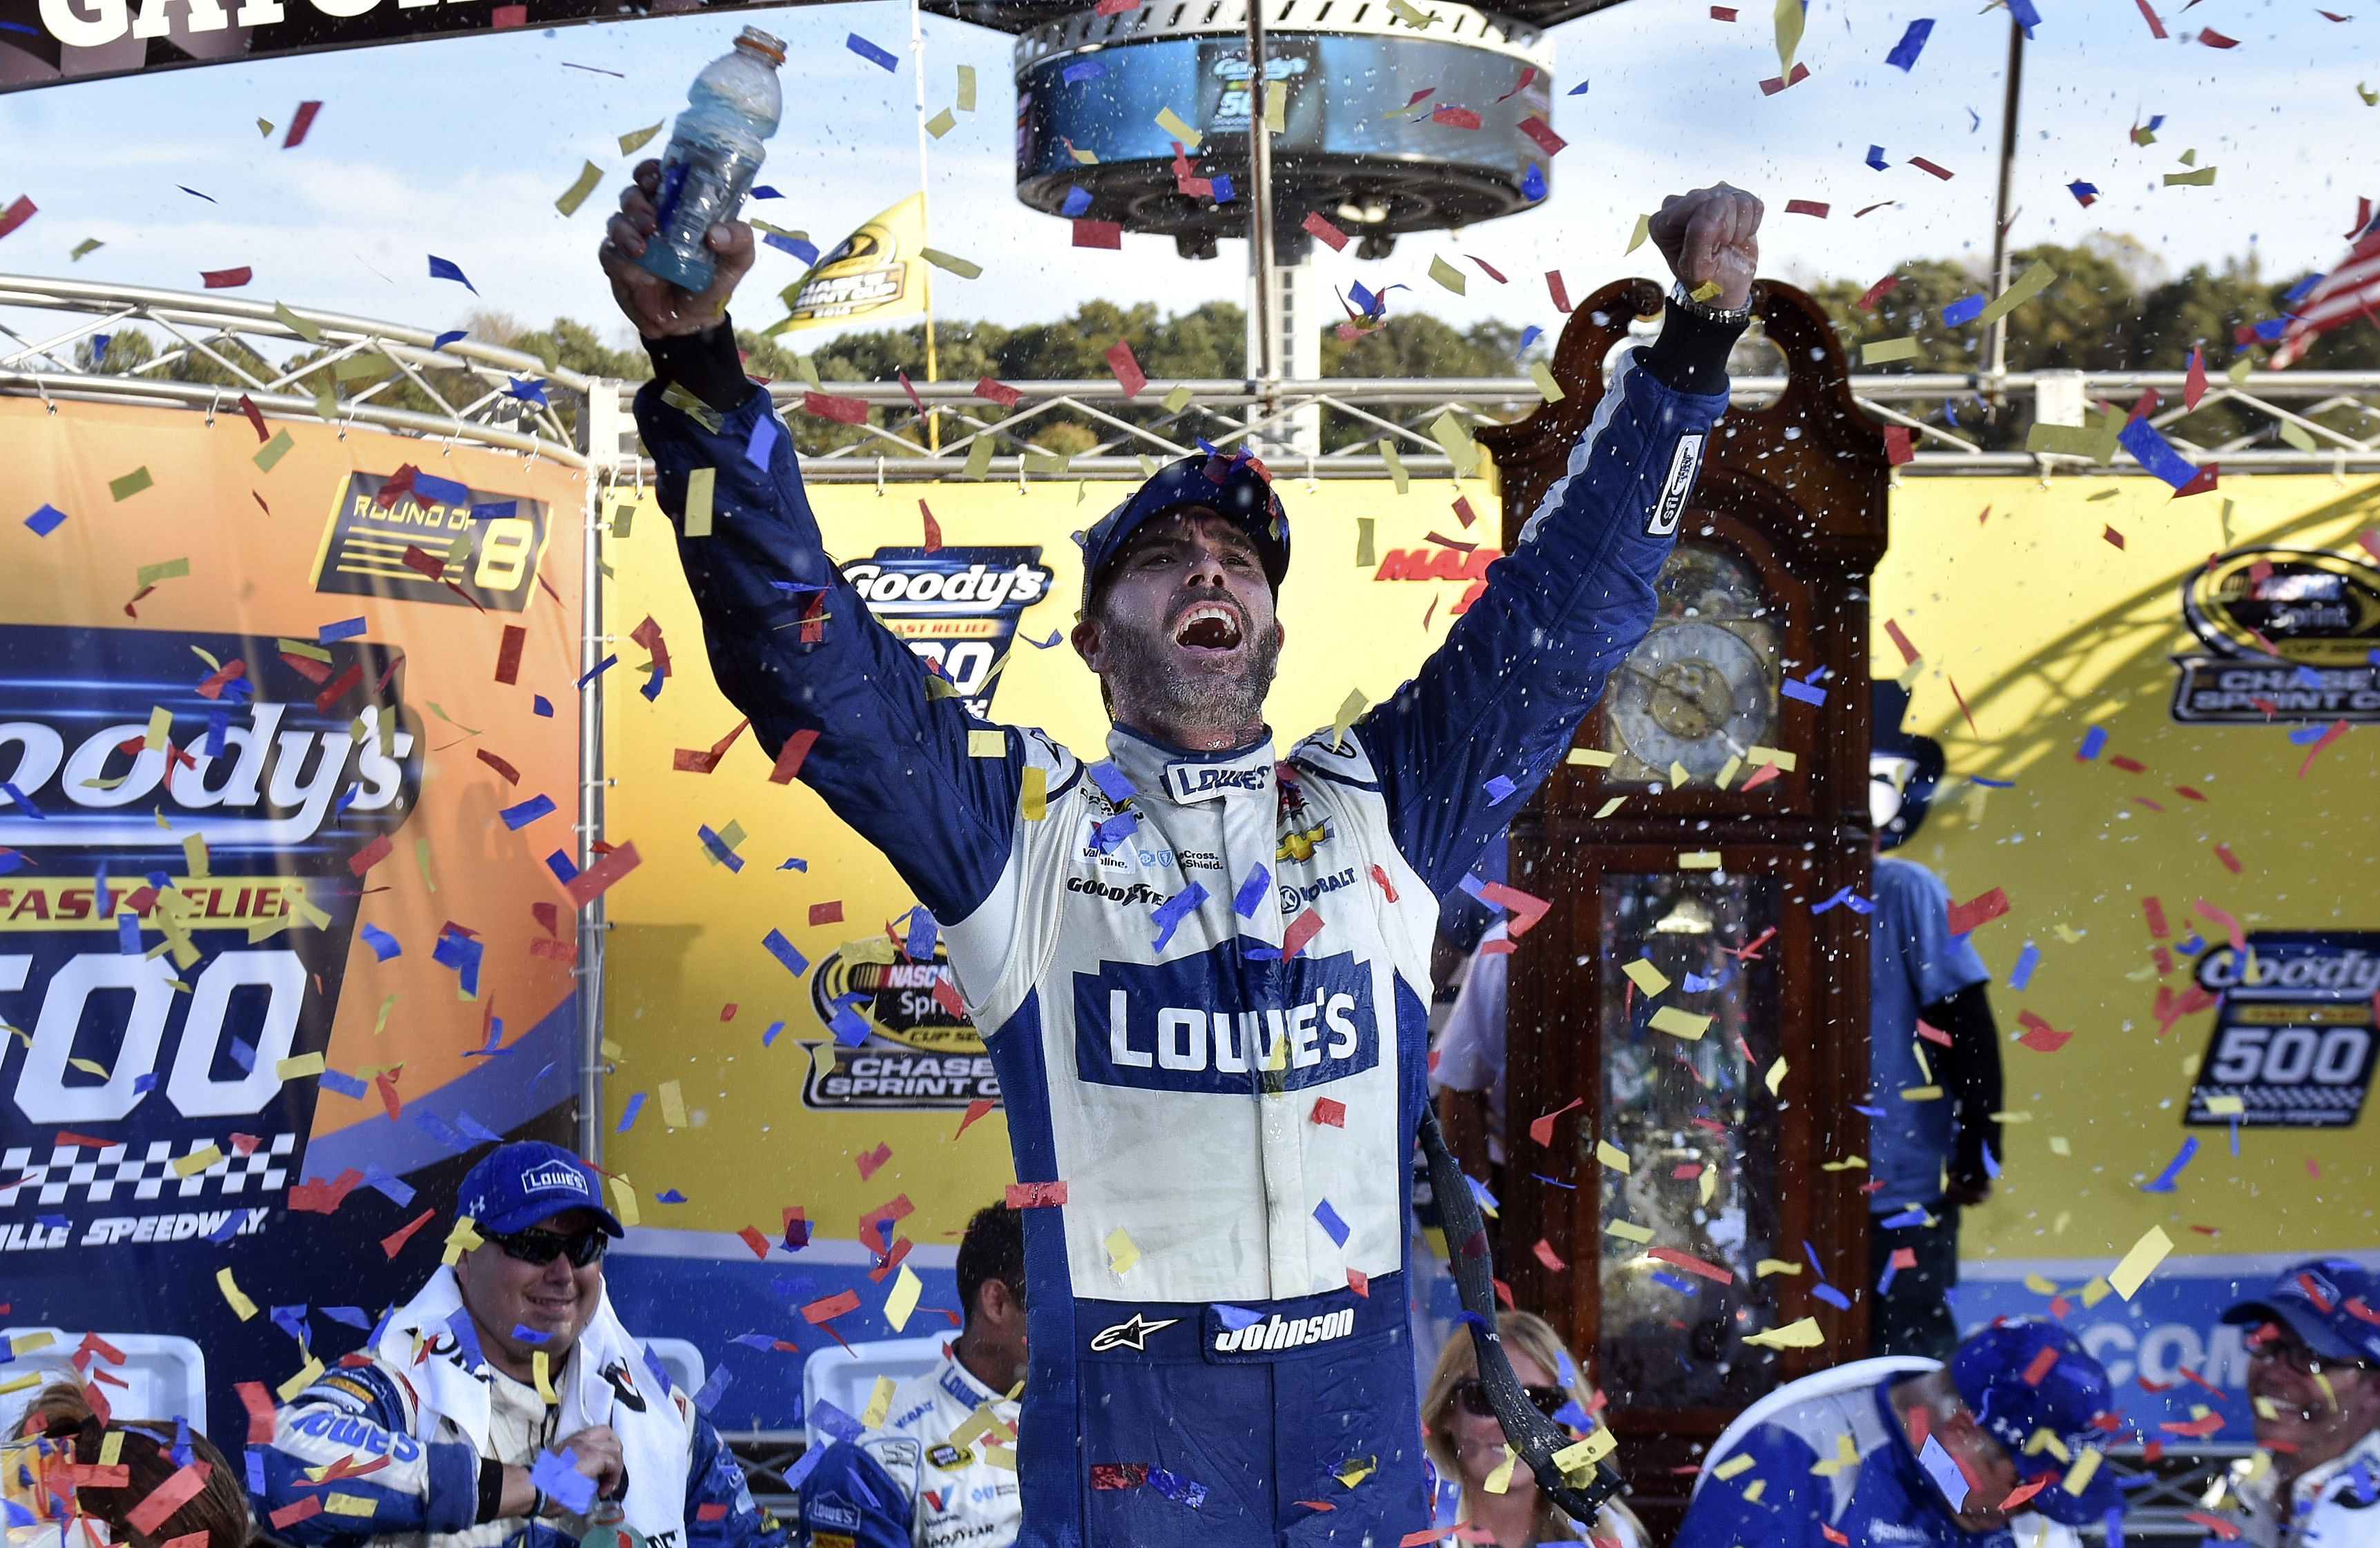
left=1648, top=184, right=1763, bottom=312
left=598, top=159, right=759, bottom=340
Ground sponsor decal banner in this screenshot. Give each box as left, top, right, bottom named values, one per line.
left=838, top=545, right=1054, bottom=718
left=2185, top=931, right=2377, bottom=1128
left=2171, top=545, right=2380, bottom=724
left=0, top=396, right=584, bottom=1438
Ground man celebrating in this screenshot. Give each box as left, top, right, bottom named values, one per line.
left=601, top=168, right=1761, bottom=1546
left=2218, top=1257, right=2380, bottom=1543
left=800, top=1204, right=1029, bottom=1547
left=255, top=1141, right=782, bottom=1548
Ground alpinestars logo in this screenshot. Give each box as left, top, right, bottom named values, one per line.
left=840, top=547, right=1054, bottom=719
left=1090, top=1313, right=1181, bottom=1353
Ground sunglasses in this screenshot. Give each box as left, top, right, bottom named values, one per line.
left=1454, top=1380, right=1571, bottom=1422
left=2249, top=1335, right=2372, bottom=1378
left=492, top=1228, right=608, bottom=1268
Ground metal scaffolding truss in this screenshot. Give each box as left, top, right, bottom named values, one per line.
left=0, top=273, right=598, bottom=465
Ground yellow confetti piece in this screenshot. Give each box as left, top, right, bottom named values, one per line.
left=1690, top=279, right=1725, bottom=304
left=2049, top=1136, right=2071, bottom=1156
left=968, top=729, right=1006, bottom=758
left=1528, top=360, right=1565, bottom=403
left=2108, top=1225, right=2173, bottom=1300
left=0, top=1373, right=39, bottom=1397
left=1595, top=1139, right=1632, bottom=1174
left=1105, top=1228, right=1141, bottom=1276
left=443, top=1215, right=483, bottom=1268
left=2079, top=1276, right=2114, bottom=1308
left=174, top=1145, right=224, bottom=1177
left=1376, top=438, right=1411, bottom=494
left=1678, top=850, right=1722, bottom=870
left=1773, top=0, right=1803, bottom=74
left=416, top=836, right=437, bottom=893
left=1625, top=213, right=1652, bottom=254
left=533, top=1351, right=558, bottom=1404
left=925, top=107, right=958, bottom=139
left=1754, top=1259, right=1803, bottom=1277
left=1713, top=1453, right=1757, bottom=1481
left=2062, top=1446, right=2104, bottom=1495
left=1819, top=1155, right=1867, bottom=1170
left=1603, top=1219, right=1654, bottom=1242
left=1331, top=688, right=1368, bottom=751
left=136, top=558, right=189, bottom=588
left=323, top=1495, right=378, bottom=1518
left=1386, top=0, right=1436, bottom=26
left=1355, top=518, right=1376, bottom=568
left=2025, top=1426, right=2070, bottom=1461
left=277, top=1355, right=325, bottom=1402
left=2023, top=1272, right=2060, bottom=1295
left=1335, top=1455, right=1377, bottom=1489
left=111, top=467, right=155, bottom=502
left=1976, top=260, right=2057, bottom=327
left=1862, top=337, right=1921, bottom=365
left=556, top=159, right=606, bottom=217
left=183, top=833, right=210, bottom=878
left=1746, top=745, right=1797, bottom=771
left=1621, top=958, right=1671, bottom=997
left=1593, top=797, right=1627, bottom=818
left=1553, top=1429, right=1616, bottom=1473
left=684, top=467, right=716, bottom=538
left=957, top=64, right=977, bottom=110
left=1428, top=254, right=1468, bottom=295
left=1648, top=1007, right=1712, bottom=1041
left=1744, top=1478, right=1768, bottom=1504
left=983, top=1446, right=1017, bottom=1472
left=1765, top=1057, right=1789, bottom=1096
left=659, top=1080, right=688, bottom=1128
left=619, top=121, right=663, bottom=155
left=1154, top=106, right=1203, bottom=150
left=1020, top=766, right=1047, bottom=820
left=1900, top=1085, right=1943, bottom=1101
left=885, top=1262, right=924, bottom=1331
left=218, top=1267, right=259, bottom=1321
left=1743, top=1317, right=1825, bottom=1350
left=2204, top=1094, right=2244, bottom=1116
left=1566, top=748, right=1617, bottom=768
left=1699, top=1166, right=1718, bottom=1206
left=66, top=1056, right=110, bottom=1076
left=1428, top=409, right=1479, bottom=476
left=861, top=1374, right=898, bottom=1430
left=1715, top=755, right=1741, bottom=788
left=275, top=1052, right=326, bottom=1081
left=2164, top=166, right=2217, bottom=186
left=809, top=1040, right=839, bottom=1085
left=1482, top=1453, right=1517, bottom=1494
left=608, top=1175, right=641, bottom=1228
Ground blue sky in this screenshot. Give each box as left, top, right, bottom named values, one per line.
left=0, top=0, right=2368, bottom=354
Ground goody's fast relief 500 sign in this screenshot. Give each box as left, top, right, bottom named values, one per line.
left=0, top=396, right=585, bottom=1438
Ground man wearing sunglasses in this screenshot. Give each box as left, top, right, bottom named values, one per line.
left=2216, top=1257, right=2380, bottom=1543
left=254, top=1141, right=786, bottom=1548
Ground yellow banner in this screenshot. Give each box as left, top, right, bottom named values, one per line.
left=775, top=192, right=931, bottom=333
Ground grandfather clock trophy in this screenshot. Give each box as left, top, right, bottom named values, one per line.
left=1477, top=278, right=1892, bottom=1536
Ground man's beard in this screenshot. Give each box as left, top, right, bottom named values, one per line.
left=1101, top=612, right=1280, bottom=739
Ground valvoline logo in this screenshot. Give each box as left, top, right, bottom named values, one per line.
left=1072, top=940, right=1376, bottom=1095
left=839, top=546, right=1054, bottom=719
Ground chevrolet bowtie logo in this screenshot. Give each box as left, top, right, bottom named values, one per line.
left=1089, top=1313, right=1181, bottom=1353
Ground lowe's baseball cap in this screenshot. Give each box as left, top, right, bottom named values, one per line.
left=2221, top=1257, right=2380, bottom=1364
left=1074, top=451, right=1290, bottom=615
left=458, top=1141, right=624, bottom=1239
left=1952, top=1319, right=2125, bottom=1526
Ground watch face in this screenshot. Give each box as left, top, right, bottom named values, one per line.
left=1601, top=543, right=1782, bottom=785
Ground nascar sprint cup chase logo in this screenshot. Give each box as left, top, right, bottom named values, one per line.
left=838, top=546, right=1053, bottom=719
left=2171, top=546, right=2380, bottom=724
left=2185, top=931, right=2377, bottom=1128
left=0, top=625, right=419, bottom=1252
left=802, top=936, right=997, bottom=1112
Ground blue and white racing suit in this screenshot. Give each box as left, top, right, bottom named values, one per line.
left=636, top=304, right=1744, bottom=1548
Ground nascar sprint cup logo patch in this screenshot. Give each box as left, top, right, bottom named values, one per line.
left=840, top=546, right=1054, bottom=719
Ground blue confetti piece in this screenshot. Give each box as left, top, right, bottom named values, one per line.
left=1567, top=78, right=1589, bottom=94
left=1878, top=1257, right=1904, bottom=1295
left=2009, top=941, right=2040, bottom=990
left=1212, top=1304, right=1263, bottom=1331
left=179, top=185, right=216, bottom=202
left=1062, top=59, right=1104, bottom=82
left=2294, top=666, right=2326, bottom=689
left=2069, top=180, right=2100, bottom=205
left=905, top=905, right=938, bottom=962
left=1531, top=1172, right=1576, bottom=1189
left=577, top=654, right=619, bottom=689
left=360, top=923, right=402, bottom=962
left=24, top=504, right=68, bottom=537
left=744, top=412, right=782, bottom=475
left=414, top=470, right=471, bottom=505
left=545, top=850, right=580, bottom=884
left=693, top=1365, right=733, bottom=1414
left=1942, top=294, right=1986, bottom=327
left=35, top=1214, right=68, bottom=1231
left=1240, top=941, right=1281, bottom=961
left=641, top=661, right=666, bottom=703
left=2283, top=271, right=2327, bottom=306
left=512, top=1324, right=552, bottom=1345
left=1087, top=762, right=1136, bottom=804
left=0, top=782, right=41, bottom=820
left=426, top=329, right=469, bottom=353
left=0, top=852, right=21, bottom=876
left=320, top=1069, right=367, bottom=1099
left=762, top=232, right=819, bottom=264
left=2288, top=722, right=2333, bottom=746
left=1781, top=677, right=1828, bottom=706
left=1812, top=885, right=1855, bottom=915
left=1211, top=174, right=1235, bottom=203
left=1483, top=774, right=1518, bottom=806
left=470, top=501, right=517, bottom=523
left=1061, top=187, right=1094, bottom=218
left=846, top=32, right=899, bottom=70
left=117, top=912, right=142, bottom=955
left=1884, top=17, right=1934, bottom=69
left=1151, top=881, right=1209, bottom=950
left=780, top=857, right=809, bottom=871
left=1457, top=871, right=1489, bottom=900
left=1971, top=775, right=2015, bottom=788
left=432, top=927, right=485, bottom=996
left=1982, top=1141, right=2001, bottom=1181
left=1090, top=810, right=1140, bottom=854
left=1683, top=972, right=1715, bottom=993
left=1880, top=1206, right=1931, bottom=1229
left=534, top=695, right=554, bottom=717
left=618, top=1092, right=647, bottom=1131
left=427, top=255, right=477, bottom=293
left=1148, top=1467, right=1208, bottom=1509
left=1521, top=164, right=1547, bottom=202
left=2140, top=1134, right=2200, bottom=1193
left=751, top=185, right=783, bottom=200
left=1812, top=1282, right=1852, bottom=1310
left=1866, top=144, right=1890, bottom=171
left=1466, top=1174, right=1499, bottom=1214
left=2006, top=0, right=2039, bottom=35
left=1651, top=1270, right=1697, bottom=1295
left=320, top=1305, right=373, bottom=1329
left=531, top=1450, right=597, bottom=1516
left=698, top=824, right=744, bottom=871
left=810, top=1398, right=865, bottom=1442
left=1852, top=1103, right=1888, bottom=1118
left=1917, top=1435, right=1971, bottom=1506
left=1232, top=863, right=1272, bottom=918
left=414, top=1112, right=470, bottom=1152
left=731, top=1332, right=778, bottom=1350
left=763, top=1020, right=786, bottom=1047
left=333, top=784, right=362, bottom=815
left=1553, top=1399, right=1591, bottom=1429
left=205, top=708, right=230, bottom=758
left=1844, top=893, right=1875, bottom=915
left=2117, top=416, right=2205, bottom=492
left=763, top=928, right=809, bottom=978
left=656, top=1188, right=688, bottom=1204
left=1451, top=1310, right=1493, bottom=1332
left=830, top=1002, right=872, bottom=1046
left=1027, top=630, right=1063, bottom=648
left=1312, top=1197, right=1351, bottom=1247
left=205, top=1210, right=242, bottom=1242
left=241, top=1454, right=264, bottom=1500
left=2076, top=726, right=2109, bottom=761
left=1516, top=325, right=1543, bottom=356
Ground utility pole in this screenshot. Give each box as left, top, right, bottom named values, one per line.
left=1246, top=0, right=1279, bottom=407
left=1984, top=14, right=2026, bottom=394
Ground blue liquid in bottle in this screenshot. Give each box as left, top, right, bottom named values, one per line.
left=635, top=26, right=786, bottom=293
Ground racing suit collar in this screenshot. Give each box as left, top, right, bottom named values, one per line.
left=1106, top=722, right=1277, bottom=806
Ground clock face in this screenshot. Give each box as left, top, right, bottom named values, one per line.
left=1600, top=542, right=1782, bottom=784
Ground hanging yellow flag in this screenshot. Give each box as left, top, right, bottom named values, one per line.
left=779, top=193, right=932, bottom=332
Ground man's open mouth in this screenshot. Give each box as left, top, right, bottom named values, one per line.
left=1174, top=603, right=1244, bottom=651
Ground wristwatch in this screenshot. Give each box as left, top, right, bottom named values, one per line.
left=1667, top=279, right=1754, bottom=329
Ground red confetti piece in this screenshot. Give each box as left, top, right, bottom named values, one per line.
left=1282, top=907, right=1326, bottom=960
left=695, top=1504, right=731, bottom=1523
left=380, top=1207, right=436, bottom=1258
left=494, top=624, right=526, bottom=685
left=1072, top=219, right=1123, bottom=249
left=1529, top=1097, right=1581, bottom=1148
left=2214, top=842, right=2242, bottom=873
left=1946, top=887, right=2009, bottom=936
left=1005, top=1180, right=1068, bottom=1209
left=1092, top=0, right=1139, bottom=14
left=804, top=391, right=869, bottom=425
left=2136, top=0, right=2169, bottom=31
left=1710, top=3, right=1736, bottom=14
left=1430, top=105, right=1482, bottom=129
left=201, top=267, right=253, bottom=289
left=1104, top=339, right=1147, bottom=399
left=529, top=939, right=577, bottom=964
left=1908, top=156, right=1955, bottom=180
left=2198, top=26, right=2238, bottom=44
left=563, top=840, right=642, bottom=908
left=0, top=196, right=36, bottom=241
left=855, top=1142, right=892, bottom=1180
left=1517, top=116, right=1566, bottom=156
left=2297, top=718, right=2349, bottom=777
left=976, top=376, right=1022, bottom=409
left=802, top=1289, right=862, bottom=1324
left=128, top=1462, right=211, bottom=1536
left=1883, top=619, right=1919, bottom=664
left=235, top=1382, right=278, bottom=1444
left=673, top=717, right=750, bottom=775
left=2196, top=896, right=2247, bottom=951
left=1758, top=63, right=1810, bottom=94
left=1534, top=1238, right=1567, bottom=1272
left=736, top=1225, right=771, bottom=1260
left=282, top=100, right=322, bottom=148
left=1302, top=211, right=1351, bottom=252
left=477, top=749, right=521, bottom=786
left=1884, top=426, right=1915, bottom=465
left=1997, top=1479, right=2048, bottom=1511
left=769, top=728, right=821, bottom=785
left=1468, top=254, right=1507, bottom=284
left=932, top=978, right=967, bottom=1018
left=953, top=1099, right=996, bottom=1140
left=1092, top=1464, right=1148, bottom=1489
left=918, top=499, right=943, bottom=554
left=2015, top=1011, right=2071, bottom=1053
left=1649, top=1246, right=1734, bottom=1284
left=1786, top=199, right=1830, bottom=217
left=313, top=664, right=362, bottom=713
left=809, top=900, right=844, bottom=927
left=1452, top=494, right=1481, bottom=529
left=1347, top=1268, right=1370, bottom=1297
left=1369, top=864, right=1398, bottom=902
left=1547, top=270, right=1572, bottom=313
left=347, top=834, right=392, bottom=877
left=2022, top=1345, right=2061, bottom=1385
left=267, top=1496, right=321, bottom=1531
left=1477, top=880, right=1551, bottom=935
left=1310, top=1096, right=1346, bottom=1128
left=1857, top=274, right=1903, bottom=311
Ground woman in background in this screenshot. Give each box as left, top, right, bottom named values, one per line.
left=1421, top=1312, right=1645, bottom=1548
left=8, top=1382, right=251, bottom=1548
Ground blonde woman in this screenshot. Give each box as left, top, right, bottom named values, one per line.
left=1421, top=1312, right=1645, bottom=1548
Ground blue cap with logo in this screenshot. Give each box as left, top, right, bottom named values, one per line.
left=1074, top=452, right=1290, bottom=615
left=2221, top=1257, right=2380, bottom=1364
left=457, top=1140, right=625, bottom=1239
left=1951, top=1319, right=2124, bottom=1526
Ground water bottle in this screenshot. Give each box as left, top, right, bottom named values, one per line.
left=635, top=26, right=786, bottom=292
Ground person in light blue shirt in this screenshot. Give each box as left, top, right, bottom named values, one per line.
left=1867, top=681, right=2003, bottom=1360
